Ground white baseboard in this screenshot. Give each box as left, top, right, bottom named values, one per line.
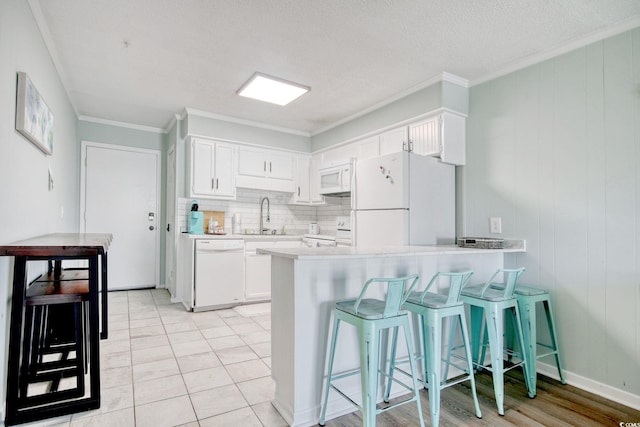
left=537, top=362, right=640, bottom=411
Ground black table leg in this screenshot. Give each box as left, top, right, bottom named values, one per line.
left=100, top=253, right=108, bottom=340
left=5, top=256, right=28, bottom=425
left=88, top=255, right=101, bottom=400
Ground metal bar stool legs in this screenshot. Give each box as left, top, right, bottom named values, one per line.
left=513, top=286, right=566, bottom=395
left=319, top=275, right=425, bottom=427
left=461, top=268, right=534, bottom=415
left=390, top=271, right=481, bottom=427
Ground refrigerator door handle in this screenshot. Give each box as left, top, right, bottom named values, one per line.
left=351, top=211, right=357, bottom=246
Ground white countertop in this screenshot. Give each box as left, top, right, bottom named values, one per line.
left=180, top=232, right=303, bottom=241
left=258, top=240, right=525, bottom=259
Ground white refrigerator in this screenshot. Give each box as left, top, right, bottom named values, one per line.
left=353, top=151, right=455, bottom=246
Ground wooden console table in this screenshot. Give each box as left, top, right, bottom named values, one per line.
left=0, top=233, right=112, bottom=425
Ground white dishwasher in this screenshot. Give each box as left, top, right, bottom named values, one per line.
left=194, top=239, right=244, bottom=310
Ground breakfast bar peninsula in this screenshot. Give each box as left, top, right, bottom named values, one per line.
left=259, top=242, right=525, bottom=427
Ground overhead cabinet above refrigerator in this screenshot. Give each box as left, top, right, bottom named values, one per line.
left=353, top=151, right=455, bottom=246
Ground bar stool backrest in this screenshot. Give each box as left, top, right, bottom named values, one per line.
left=481, top=268, right=525, bottom=298
left=418, top=271, right=474, bottom=305
left=352, top=274, right=420, bottom=318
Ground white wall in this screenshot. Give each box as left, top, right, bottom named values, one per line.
left=0, top=0, right=79, bottom=418
left=464, top=27, right=640, bottom=404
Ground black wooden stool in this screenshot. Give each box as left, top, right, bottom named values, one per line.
left=20, top=275, right=90, bottom=407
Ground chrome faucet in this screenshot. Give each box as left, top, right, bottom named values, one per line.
left=259, top=197, right=270, bottom=234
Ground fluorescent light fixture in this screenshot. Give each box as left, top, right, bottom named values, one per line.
left=237, top=72, right=310, bottom=106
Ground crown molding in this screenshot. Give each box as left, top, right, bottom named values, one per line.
left=311, top=72, right=467, bottom=136
left=163, top=113, right=182, bottom=133
left=78, top=115, right=167, bottom=134
left=185, top=108, right=310, bottom=137
left=471, top=17, right=640, bottom=86
left=441, top=72, right=469, bottom=88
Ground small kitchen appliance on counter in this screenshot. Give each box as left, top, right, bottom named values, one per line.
left=308, top=223, right=319, bottom=235
left=188, top=201, right=204, bottom=234
left=457, top=237, right=505, bottom=249
left=232, top=213, right=242, bottom=234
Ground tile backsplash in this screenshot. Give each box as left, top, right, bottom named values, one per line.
left=178, top=189, right=350, bottom=235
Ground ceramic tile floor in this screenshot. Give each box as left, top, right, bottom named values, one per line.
left=11, top=288, right=287, bottom=427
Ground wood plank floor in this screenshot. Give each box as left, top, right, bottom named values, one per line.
left=323, top=369, right=640, bottom=426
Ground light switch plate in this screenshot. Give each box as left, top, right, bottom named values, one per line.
left=490, top=217, right=502, bottom=234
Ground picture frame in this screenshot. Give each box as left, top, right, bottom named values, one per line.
left=15, top=71, right=54, bottom=155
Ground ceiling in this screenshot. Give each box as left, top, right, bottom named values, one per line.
left=31, top=0, right=640, bottom=135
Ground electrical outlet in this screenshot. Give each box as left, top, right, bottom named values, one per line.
left=490, top=217, right=502, bottom=234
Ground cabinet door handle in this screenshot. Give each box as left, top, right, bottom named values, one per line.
left=216, top=178, right=219, bottom=189
left=269, top=162, right=272, bottom=172
left=211, top=178, right=215, bottom=189
left=298, top=186, right=300, bottom=196
left=264, top=161, right=266, bottom=172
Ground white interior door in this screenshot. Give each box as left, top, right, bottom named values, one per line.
left=82, top=142, right=159, bottom=290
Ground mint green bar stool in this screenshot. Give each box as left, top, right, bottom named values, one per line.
left=460, top=268, right=533, bottom=415
left=319, top=275, right=425, bottom=427
left=508, top=285, right=566, bottom=395
left=385, top=271, right=482, bottom=427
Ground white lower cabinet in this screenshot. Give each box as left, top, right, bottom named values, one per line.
left=245, top=251, right=272, bottom=301
left=180, top=237, right=303, bottom=309
left=245, top=241, right=273, bottom=302
left=244, top=239, right=303, bottom=302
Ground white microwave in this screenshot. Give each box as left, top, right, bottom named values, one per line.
left=319, top=160, right=352, bottom=197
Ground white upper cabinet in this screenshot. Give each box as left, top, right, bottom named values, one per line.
left=409, top=112, right=466, bottom=165
left=379, top=126, right=409, bottom=156
left=351, top=111, right=466, bottom=165
left=268, top=151, right=295, bottom=181
left=189, top=138, right=236, bottom=199
left=321, top=143, right=358, bottom=166
left=290, top=154, right=325, bottom=205
left=309, top=154, right=325, bottom=204
left=357, top=135, right=380, bottom=160
left=289, top=154, right=311, bottom=204
left=236, top=146, right=295, bottom=192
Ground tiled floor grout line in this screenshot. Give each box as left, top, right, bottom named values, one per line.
left=133, top=290, right=276, bottom=426
left=7, top=288, right=284, bottom=427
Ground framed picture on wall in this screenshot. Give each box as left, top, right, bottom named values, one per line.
left=15, top=71, right=54, bottom=155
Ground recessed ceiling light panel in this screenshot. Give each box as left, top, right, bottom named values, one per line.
left=237, top=72, right=310, bottom=106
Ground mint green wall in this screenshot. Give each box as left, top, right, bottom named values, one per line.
left=442, top=80, right=469, bottom=115
left=78, top=119, right=169, bottom=287
left=78, top=120, right=165, bottom=151
left=311, top=82, right=444, bottom=151
left=186, top=114, right=310, bottom=152
left=0, top=0, right=80, bottom=417
left=464, top=27, right=640, bottom=401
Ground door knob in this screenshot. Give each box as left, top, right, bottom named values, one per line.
left=149, top=225, right=155, bottom=230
